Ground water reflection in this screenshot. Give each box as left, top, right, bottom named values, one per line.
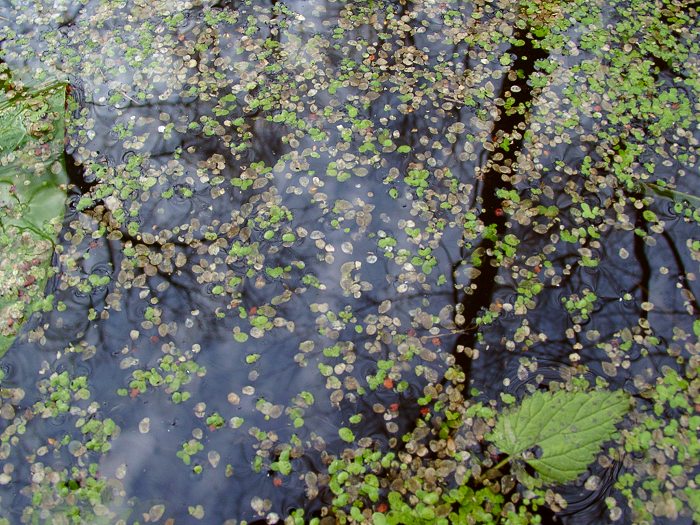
left=0, top=0, right=698, bottom=524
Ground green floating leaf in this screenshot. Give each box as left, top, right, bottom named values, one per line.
left=0, top=78, right=68, bottom=356
left=489, top=389, right=630, bottom=483
left=338, top=427, right=355, bottom=443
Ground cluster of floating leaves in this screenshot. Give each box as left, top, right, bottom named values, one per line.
left=0, top=0, right=698, bottom=523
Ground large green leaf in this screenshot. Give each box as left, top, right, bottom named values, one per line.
left=0, top=79, right=68, bottom=356
left=489, top=389, right=630, bottom=483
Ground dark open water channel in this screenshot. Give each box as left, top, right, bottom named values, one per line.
left=0, top=1, right=698, bottom=524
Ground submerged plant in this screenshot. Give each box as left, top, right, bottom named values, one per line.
left=0, top=75, right=67, bottom=356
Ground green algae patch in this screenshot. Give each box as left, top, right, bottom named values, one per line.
left=0, top=76, right=68, bottom=356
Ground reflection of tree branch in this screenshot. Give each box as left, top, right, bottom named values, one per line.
left=633, top=208, right=651, bottom=322
left=449, top=26, right=549, bottom=385
left=662, top=231, right=700, bottom=315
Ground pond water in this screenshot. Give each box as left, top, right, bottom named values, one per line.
left=0, top=1, right=698, bottom=524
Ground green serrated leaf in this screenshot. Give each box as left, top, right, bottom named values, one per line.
left=489, top=389, right=630, bottom=483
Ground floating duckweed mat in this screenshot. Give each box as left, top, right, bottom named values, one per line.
left=0, top=1, right=698, bottom=524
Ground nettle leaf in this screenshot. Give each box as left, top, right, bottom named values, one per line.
left=489, top=389, right=630, bottom=483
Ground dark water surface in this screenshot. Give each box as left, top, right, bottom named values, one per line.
left=0, top=1, right=698, bottom=524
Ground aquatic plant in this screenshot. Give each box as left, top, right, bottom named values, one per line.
left=308, top=387, right=630, bottom=524
left=0, top=75, right=67, bottom=356
left=0, top=0, right=697, bottom=523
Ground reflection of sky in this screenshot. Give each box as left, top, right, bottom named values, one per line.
left=0, top=2, right=477, bottom=521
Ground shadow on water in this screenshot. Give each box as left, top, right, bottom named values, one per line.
left=449, top=26, right=549, bottom=388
